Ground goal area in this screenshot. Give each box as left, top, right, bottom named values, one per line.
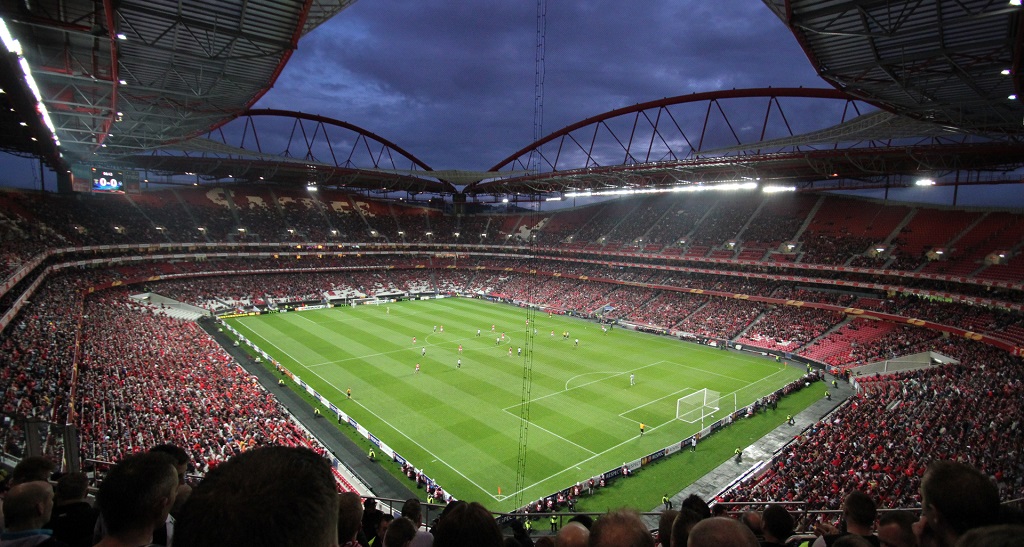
left=676, top=389, right=720, bottom=423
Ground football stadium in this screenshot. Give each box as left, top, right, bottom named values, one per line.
left=0, top=1, right=1023, bottom=546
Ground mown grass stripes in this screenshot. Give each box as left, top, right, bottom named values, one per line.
left=228, top=298, right=806, bottom=510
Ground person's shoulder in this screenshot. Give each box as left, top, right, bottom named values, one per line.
left=410, top=530, right=434, bottom=547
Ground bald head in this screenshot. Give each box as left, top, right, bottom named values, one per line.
left=687, top=517, right=759, bottom=547
left=557, top=521, right=590, bottom=547
left=3, top=481, right=55, bottom=531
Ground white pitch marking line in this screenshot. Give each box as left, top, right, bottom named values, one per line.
left=496, top=365, right=795, bottom=499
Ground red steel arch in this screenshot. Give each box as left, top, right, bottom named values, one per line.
left=128, top=108, right=453, bottom=194
left=238, top=109, right=434, bottom=172
left=488, top=87, right=860, bottom=173
left=467, top=87, right=1024, bottom=196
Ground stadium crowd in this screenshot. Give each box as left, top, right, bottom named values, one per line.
left=1, top=188, right=1024, bottom=547
left=2, top=187, right=1024, bottom=281
left=720, top=339, right=1024, bottom=511
left=3, top=444, right=1021, bottom=547
left=0, top=272, right=347, bottom=490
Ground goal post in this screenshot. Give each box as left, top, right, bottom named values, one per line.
left=676, top=389, right=721, bottom=424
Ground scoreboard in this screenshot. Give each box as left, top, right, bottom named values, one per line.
left=71, top=165, right=140, bottom=193
left=91, top=168, right=124, bottom=193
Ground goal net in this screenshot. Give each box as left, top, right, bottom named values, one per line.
left=676, top=389, right=721, bottom=423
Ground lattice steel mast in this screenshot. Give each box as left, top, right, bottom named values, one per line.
left=512, top=0, right=546, bottom=510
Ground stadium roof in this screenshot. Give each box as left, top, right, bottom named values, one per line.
left=0, top=0, right=354, bottom=169
left=763, top=0, right=1024, bottom=135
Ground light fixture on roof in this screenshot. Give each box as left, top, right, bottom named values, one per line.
left=1009, top=94, right=1018, bottom=100
left=116, top=33, right=126, bottom=40
left=2, top=17, right=58, bottom=139
left=915, top=178, right=936, bottom=186
left=118, top=79, right=126, bottom=85
left=762, top=185, right=796, bottom=193
left=1011, top=0, right=1022, bottom=6
left=1002, top=69, right=1012, bottom=75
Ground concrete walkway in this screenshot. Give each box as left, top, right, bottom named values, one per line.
left=644, top=375, right=855, bottom=527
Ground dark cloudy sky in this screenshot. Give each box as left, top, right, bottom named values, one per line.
left=4, top=1, right=829, bottom=189
left=255, top=0, right=823, bottom=171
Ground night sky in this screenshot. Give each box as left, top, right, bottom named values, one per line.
left=253, top=1, right=823, bottom=171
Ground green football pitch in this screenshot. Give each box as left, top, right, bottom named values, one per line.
left=227, top=297, right=805, bottom=511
